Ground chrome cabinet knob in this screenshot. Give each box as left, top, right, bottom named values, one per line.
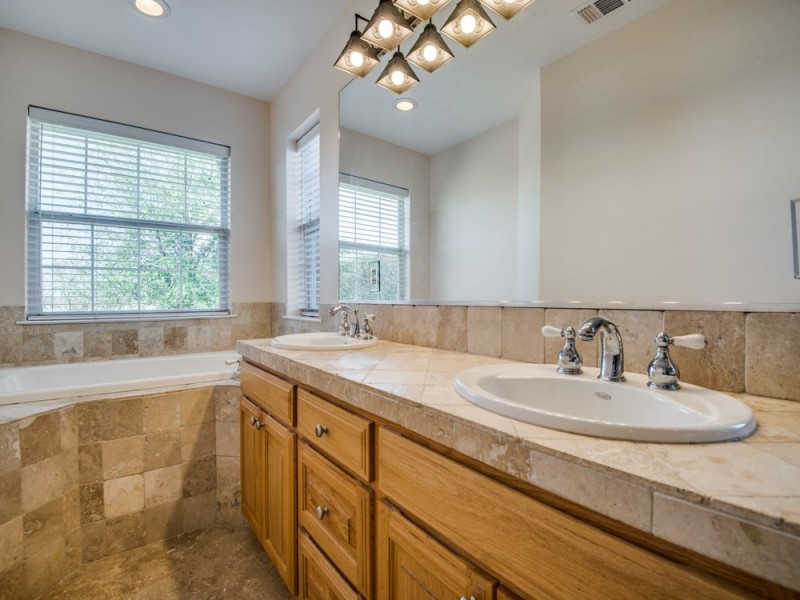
left=459, top=596, right=477, bottom=600
left=315, top=506, right=328, bottom=520
left=314, top=424, right=328, bottom=438
left=254, top=419, right=263, bottom=430
left=250, top=416, right=256, bottom=426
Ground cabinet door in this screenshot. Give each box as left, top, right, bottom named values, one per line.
left=261, top=411, right=298, bottom=595
left=376, top=501, right=496, bottom=600
left=240, top=397, right=264, bottom=538
left=299, top=531, right=362, bottom=600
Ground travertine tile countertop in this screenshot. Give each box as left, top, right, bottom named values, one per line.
left=238, top=338, right=800, bottom=592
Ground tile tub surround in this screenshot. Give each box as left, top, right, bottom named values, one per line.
left=273, top=303, right=800, bottom=402
left=0, top=302, right=270, bottom=368
left=238, top=338, right=800, bottom=592
left=0, top=384, right=244, bottom=600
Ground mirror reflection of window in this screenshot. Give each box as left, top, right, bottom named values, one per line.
left=338, top=174, right=409, bottom=302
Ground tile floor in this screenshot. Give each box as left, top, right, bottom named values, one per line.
left=38, top=526, right=292, bottom=599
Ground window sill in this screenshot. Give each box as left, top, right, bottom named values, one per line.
left=18, top=313, right=237, bottom=326
left=282, top=315, right=321, bottom=324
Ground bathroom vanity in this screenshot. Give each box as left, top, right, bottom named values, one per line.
left=237, top=339, right=800, bottom=599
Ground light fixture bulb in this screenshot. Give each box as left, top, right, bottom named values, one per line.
left=460, top=13, right=477, bottom=33
left=378, top=18, right=394, bottom=39
left=418, top=0, right=430, bottom=4
left=390, top=70, right=405, bottom=86
left=349, top=51, right=365, bottom=68
left=422, top=43, right=438, bottom=62
left=130, top=0, right=170, bottom=17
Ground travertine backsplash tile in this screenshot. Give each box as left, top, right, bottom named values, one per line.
left=413, top=305, right=440, bottom=347
left=663, top=311, right=746, bottom=392
left=502, top=307, right=544, bottom=363
left=746, top=313, right=800, bottom=401
left=468, top=307, right=502, bottom=357
left=392, top=304, right=415, bottom=344
left=436, top=306, right=468, bottom=352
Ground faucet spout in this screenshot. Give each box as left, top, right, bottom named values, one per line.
left=578, top=316, right=625, bottom=382
left=329, top=304, right=360, bottom=338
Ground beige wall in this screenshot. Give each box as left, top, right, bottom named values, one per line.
left=539, top=0, right=800, bottom=304
left=0, top=28, right=272, bottom=306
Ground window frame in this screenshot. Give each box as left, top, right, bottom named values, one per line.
left=25, top=106, right=231, bottom=321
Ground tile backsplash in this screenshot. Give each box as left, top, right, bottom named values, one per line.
left=0, top=303, right=269, bottom=368
left=272, top=303, right=800, bottom=402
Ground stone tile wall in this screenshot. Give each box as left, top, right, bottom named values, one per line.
left=272, top=304, right=800, bottom=402
left=0, top=385, right=244, bottom=600
left=0, top=302, right=269, bottom=368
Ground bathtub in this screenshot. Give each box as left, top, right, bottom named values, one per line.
left=0, top=351, right=240, bottom=405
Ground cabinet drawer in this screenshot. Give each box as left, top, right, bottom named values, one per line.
left=240, top=361, right=295, bottom=426
left=298, top=442, right=372, bottom=597
left=378, top=428, right=749, bottom=600
left=298, top=389, right=373, bottom=481
left=299, top=531, right=362, bottom=600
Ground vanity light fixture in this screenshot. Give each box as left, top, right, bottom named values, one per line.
left=394, top=0, right=452, bottom=21
left=376, top=51, right=420, bottom=94
left=481, top=0, right=536, bottom=20
left=128, top=0, right=170, bottom=18
left=406, top=21, right=454, bottom=72
left=334, top=15, right=381, bottom=78
left=441, top=0, right=496, bottom=48
left=394, top=98, right=417, bottom=111
left=362, top=0, right=415, bottom=51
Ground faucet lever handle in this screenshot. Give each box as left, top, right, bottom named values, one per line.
left=541, top=326, right=582, bottom=375
left=541, top=325, right=565, bottom=338
left=671, top=333, right=708, bottom=350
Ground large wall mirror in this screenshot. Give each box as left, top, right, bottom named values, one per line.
left=338, top=0, right=800, bottom=307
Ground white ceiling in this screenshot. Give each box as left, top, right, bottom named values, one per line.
left=0, top=0, right=353, bottom=101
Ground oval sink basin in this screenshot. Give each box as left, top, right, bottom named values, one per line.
left=453, top=364, right=756, bottom=443
left=270, top=332, right=378, bottom=351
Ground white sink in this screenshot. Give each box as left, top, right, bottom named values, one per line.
left=453, top=364, right=756, bottom=443
left=270, top=332, right=378, bottom=351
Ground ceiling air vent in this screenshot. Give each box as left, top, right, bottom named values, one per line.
left=573, top=0, right=630, bottom=25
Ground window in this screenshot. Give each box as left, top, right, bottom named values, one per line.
left=338, top=174, right=409, bottom=302
left=25, top=107, right=231, bottom=320
left=288, top=124, right=321, bottom=317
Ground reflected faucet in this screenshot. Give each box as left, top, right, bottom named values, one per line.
left=578, top=316, right=625, bottom=382
left=329, top=304, right=360, bottom=338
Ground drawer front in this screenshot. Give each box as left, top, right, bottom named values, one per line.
left=298, top=389, right=373, bottom=481
left=240, top=361, right=295, bottom=425
left=299, top=531, right=362, bottom=600
left=378, top=428, right=749, bottom=600
left=298, top=442, right=372, bottom=597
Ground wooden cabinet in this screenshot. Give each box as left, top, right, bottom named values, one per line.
left=376, top=500, right=496, bottom=600
left=240, top=395, right=297, bottom=595
left=298, top=531, right=362, bottom=600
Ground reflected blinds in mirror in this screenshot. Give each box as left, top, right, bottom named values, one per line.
left=338, top=174, right=409, bottom=302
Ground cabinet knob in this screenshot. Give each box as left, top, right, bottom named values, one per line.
left=315, top=506, right=329, bottom=520
left=314, top=424, right=328, bottom=438
left=459, top=596, right=477, bottom=600
left=250, top=416, right=256, bottom=426
left=254, top=419, right=263, bottom=430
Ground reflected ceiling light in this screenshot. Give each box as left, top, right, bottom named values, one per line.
left=480, top=0, right=536, bottom=20
left=441, top=0, right=496, bottom=47
left=406, top=22, right=454, bottom=73
left=362, top=0, right=415, bottom=51
left=394, top=0, right=452, bottom=21
left=376, top=51, right=420, bottom=94
left=334, top=15, right=381, bottom=78
left=128, top=0, right=170, bottom=17
left=394, top=98, right=417, bottom=111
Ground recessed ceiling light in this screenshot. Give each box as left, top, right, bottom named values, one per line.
left=129, top=0, right=171, bottom=18
left=394, top=98, right=417, bottom=112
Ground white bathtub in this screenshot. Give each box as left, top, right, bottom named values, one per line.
left=0, top=351, right=240, bottom=406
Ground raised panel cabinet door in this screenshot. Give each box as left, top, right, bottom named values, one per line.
left=376, top=501, right=496, bottom=600
left=261, top=412, right=298, bottom=596
left=240, top=397, right=264, bottom=539
left=298, top=442, right=372, bottom=597
left=298, top=531, right=362, bottom=600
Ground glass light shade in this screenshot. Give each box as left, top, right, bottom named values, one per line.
left=406, top=23, right=454, bottom=73
left=393, top=0, right=452, bottom=20
left=362, top=0, right=414, bottom=51
left=334, top=31, right=381, bottom=78
left=441, top=0, right=496, bottom=47
left=129, top=0, right=170, bottom=17
left=376, top=52, right=420, bottom=94
left=481, top=0, right=536, bottom=20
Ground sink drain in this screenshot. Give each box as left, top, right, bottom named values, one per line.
left=594, top=392, right=612, bottom=400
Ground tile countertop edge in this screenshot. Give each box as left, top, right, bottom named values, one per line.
left=238, top=338, right=800, bottom=593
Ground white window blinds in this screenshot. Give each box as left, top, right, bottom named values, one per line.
left=338, top=174, right=409, bottom=302
left=26, top=107, right=231, bottom=319
left=291, top=124, right=320, bottom=317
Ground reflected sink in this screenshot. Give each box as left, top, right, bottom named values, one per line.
left=270, top=332, right=378, bottom=351
left=453, top=364, right=756, bottom=443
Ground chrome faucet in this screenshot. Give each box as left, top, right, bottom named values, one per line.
left=578, top=316, right=625, bottom=382
left=329, top=304, right=360, bottom=338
